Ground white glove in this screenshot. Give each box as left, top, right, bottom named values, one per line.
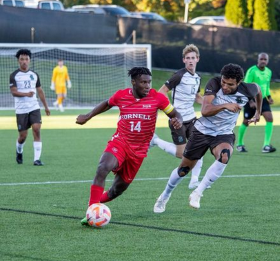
left=50, top=83, right=55, bottom=91
left=67, top=80, right=72, bottom=89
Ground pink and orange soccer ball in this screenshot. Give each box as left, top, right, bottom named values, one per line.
left=86, top=203, right=111, bottom=227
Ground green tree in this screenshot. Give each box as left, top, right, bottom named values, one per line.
left=188, top=0, right=226, bottom=19
left=225, top=0, right=248, bottom=27
left=253, top=0, right=277, bottom=30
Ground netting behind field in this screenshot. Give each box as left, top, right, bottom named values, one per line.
left=0, top=44, right=151, bottom=109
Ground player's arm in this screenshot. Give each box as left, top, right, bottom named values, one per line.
left=158, top=84, right=169, bottom=97
left=37, top=87, right=50, bottom=116
left=248, top=84, right=262, bottom=125
left=164, top=104, right=183, bottom=130
left=201, top=95, right=241, bottom=116
left=195, top=93, right=203, bottom=104
left=76, top=100, right=112, bottom=125
left=50, top=69, right=56, bottom=90
left=10, top=86, right=34, bottom=97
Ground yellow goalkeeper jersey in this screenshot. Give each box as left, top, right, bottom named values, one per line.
left=51, top=65, right=70, bottom=87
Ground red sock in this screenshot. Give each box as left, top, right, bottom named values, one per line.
left=100, top=190, right=112, bottom=203
left=88, top=185, right=104, bottom=206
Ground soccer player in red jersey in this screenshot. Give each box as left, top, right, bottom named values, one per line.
left=76, top=67, right=183, bottom=225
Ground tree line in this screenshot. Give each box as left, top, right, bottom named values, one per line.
left=61, top=0, right=280, bottom=31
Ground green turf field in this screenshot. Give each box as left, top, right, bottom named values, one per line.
left=1, top=121, right=280, bottom=260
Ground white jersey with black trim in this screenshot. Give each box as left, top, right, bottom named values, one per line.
left=165, top=68, right=201, bottom=121
left=10, top=69, right=41, bottom=114
left=195, top=77, right=259, bottom=136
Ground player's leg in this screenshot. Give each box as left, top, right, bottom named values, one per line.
left=101, top=155, right=144, bottom=203
left=30, top=109, right=43, bottom=166
left=262, top=100, right=276, bottom=152
left=154, top=156, right=197, bottom=213
left=16, top=113, right=29, bottom=164
left=154, top=129, right=207, bottom=213
left=189, top=135, right=234, bottom=209
left=88, top=152, right=119, bottom=206
left=185, top=119, right=206, bottom=189
left=101, top=175, right=130, bottom=203
left=81, top=152, right=119, bottom=225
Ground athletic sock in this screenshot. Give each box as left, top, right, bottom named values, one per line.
left=156, top=138, right=176, bottom=157
left=100, top=190, right=112, bottom=203
left=195, top=160, right=227, bottom=195
left=33, top=141, right=42, bottom=161
left=16, top=140, right=25, bottom=153
left=237, top=123, right=248, bottom=145
left=161, top=167, right=185, bottom=200
left=264, top=122, right=273, bottom=146
left=190, top=158, right=203, bottom=183
left=88, top=185, right=104, bottom=206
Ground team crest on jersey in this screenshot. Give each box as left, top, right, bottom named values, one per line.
left=30, top=75, right=34, bottom=80
left=236, top=97, right=244, bottom=104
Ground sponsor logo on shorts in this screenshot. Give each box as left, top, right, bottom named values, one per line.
left=18, top=124, right=21, bottom=130
left=112, top=147, right=118, bottom=153
left=178, top=136, right=184, bottom=143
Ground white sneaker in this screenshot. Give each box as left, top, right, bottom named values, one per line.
left=58, top=104, right=64, bottom=112
left=189, top=190, right=202, bottom=209
left=188, top=181, right=211, bottom=190
left=153, top=193, right=170, bottom=213
left=149, top=133, right=158, bottom=149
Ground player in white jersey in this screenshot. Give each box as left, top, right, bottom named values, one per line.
left=10, top=49, right=50, bottom=166
left=152, top=44, right=205, bottom=213
left=157, top=64, right=263, bottom=211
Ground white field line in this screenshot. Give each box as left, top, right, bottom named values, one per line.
left=0, top=173, right=280, bottom=186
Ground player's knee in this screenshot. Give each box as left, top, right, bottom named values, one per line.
left=218, top=149, right=231, bottom=164
left=177, top=166, right=190, bottom=177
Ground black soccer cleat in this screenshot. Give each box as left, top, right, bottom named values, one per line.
left=16, top=151, right=23, bottom=164
left=34, top=160, right=44, bottom=166
left=262, top=145, right=276, bottom=153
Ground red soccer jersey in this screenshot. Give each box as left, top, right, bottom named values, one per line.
left=108, top=88, right=173, bottom=157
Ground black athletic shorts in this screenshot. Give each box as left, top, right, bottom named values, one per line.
left=168, top=118, right=196, bottom=145
left=16, top=109, right=42, bottom=131
left=244, top=97, right=271, bottom=119
left=183, top=127, right=235, bottom=160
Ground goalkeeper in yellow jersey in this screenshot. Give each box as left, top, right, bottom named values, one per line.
left=50, top=59, right=71, bottom=112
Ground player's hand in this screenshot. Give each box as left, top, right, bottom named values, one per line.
left=45, top=108, right=51, bottom=116
left=268, top=97, right=274, bottom=104
left=249, top=101, right=256, bottom=109
left=225, top=103, right=241, bottom=113
left=248, top=112, right=260, bottom=125
left=67, top=80, right=72, bottom=89
left=26, top=92, right=35, bottom=97
left=76, top=114, right=89, bottom=125
left=50, top=84, right=55, bottom=91
left=170, top=117, right=182, bottom=129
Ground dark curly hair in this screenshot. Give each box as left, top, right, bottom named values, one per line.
left=220, top=63, right=244, bottom=83
left=15, top=49, right=32, bottom=59
left=128, top=67, right=152, bottom=80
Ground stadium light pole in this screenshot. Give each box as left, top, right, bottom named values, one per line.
left=184, top=0, right=191, bottom=23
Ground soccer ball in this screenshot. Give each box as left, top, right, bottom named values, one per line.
left=86, top=203, right=111, bottom=227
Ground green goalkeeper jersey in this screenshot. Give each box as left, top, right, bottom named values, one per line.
left=244, top=65, right=272, bottom=98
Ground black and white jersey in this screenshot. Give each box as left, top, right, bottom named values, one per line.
left=195, top=77, right=259, bottom=136
left=10, top=69, right=41, bottom=114
left=165, top=68, right=201, bottom=121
